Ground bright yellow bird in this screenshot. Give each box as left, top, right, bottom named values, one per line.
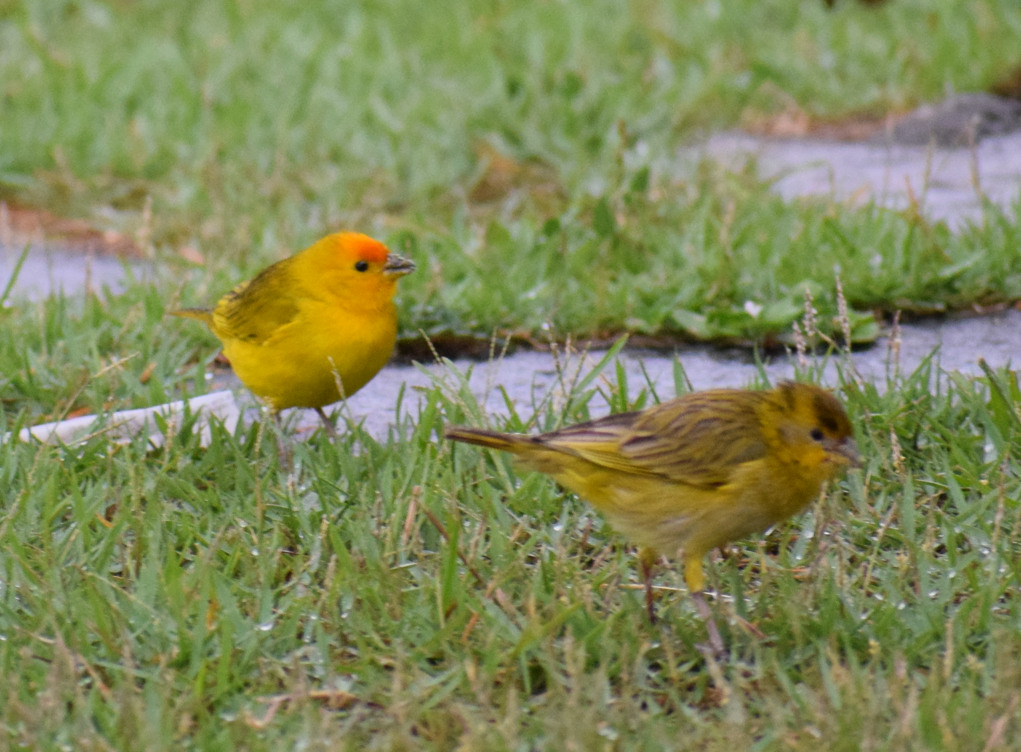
left=172, top=232, right=415, bottom=432
left=445, top=381, right=859, bottom=653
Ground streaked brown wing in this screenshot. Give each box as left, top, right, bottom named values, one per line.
left=538, top=391, right=769, bottom=487
left=210, top=257, right=301, bottom=344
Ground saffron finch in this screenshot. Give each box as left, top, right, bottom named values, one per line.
left=172, top=232, right=415, bottom=432
left=446, top=381, right=859, bottom=652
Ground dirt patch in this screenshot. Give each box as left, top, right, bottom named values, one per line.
left=742, top=106, right=895, bottom=142
left=0, top=201, right=141, bottom=257
left=397, top=329, right=833, bottom=363
left=744, top=87, right=1021, bottom=146
left=990, top=63, right=1021, bottom=100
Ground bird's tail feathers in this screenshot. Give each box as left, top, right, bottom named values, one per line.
left=444, top=426, right=529, bottom=454
left=169, top=307, right=214, bottom=326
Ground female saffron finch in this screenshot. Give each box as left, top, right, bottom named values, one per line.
left=446, top=381, right=859, bottom=652
left=172, top=232, right=415, bottom=432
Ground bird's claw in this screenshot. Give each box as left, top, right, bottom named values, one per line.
left=315, top=407, right=339, bottom=440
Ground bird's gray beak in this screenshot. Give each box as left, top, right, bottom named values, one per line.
left=829, top=437, right=862, bottom=468
left=383, top=253, right=416, bottom=277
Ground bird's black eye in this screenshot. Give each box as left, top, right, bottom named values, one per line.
left=810, top=428, right=825, bottom=442
left=355, top=260, right=369, bottom=272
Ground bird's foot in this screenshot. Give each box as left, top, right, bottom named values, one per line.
left=315, top=407, right=339, bottom=440
left=644, top=581, right=658, bottom=624
left=692, top=591, right=727, bottom=657
left=268, top=411, right=294, bottom=469
left=639, top=547, right=660, bottom=623
left=695, top=640, right=728, bottom=662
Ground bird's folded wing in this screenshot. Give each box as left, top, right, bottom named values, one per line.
left=541, top=394, right=769, bottom=487
left=210, top=259, right=302, bottom=344
left=537, top=412, right=651, bottom=475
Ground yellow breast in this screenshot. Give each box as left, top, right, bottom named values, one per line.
left=223, top=298, right=397, bottom=411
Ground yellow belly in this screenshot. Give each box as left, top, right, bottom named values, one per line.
left=222, top=302, right=397, bottom=411
left=538, top=455, right=824, bottom=559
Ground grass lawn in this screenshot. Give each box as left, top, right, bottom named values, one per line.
left=2, top=0, right=1021, bottom=748
left=2, top=0, right=1021, bottom=341
left=2, top=306, right=1021, bottom=748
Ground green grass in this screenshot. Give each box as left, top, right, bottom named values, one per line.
left=386, top=178, right=1021, bottom=344
left=1, top=285, right=1021, bottom=749
left=3, top=0, right=1021, bottom=341
left=0, top=282, right=201, bottom=423
left=2, top=1, right=1021, bottom=746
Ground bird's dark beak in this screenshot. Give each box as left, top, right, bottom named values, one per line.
left=828, top=437, right=861, bottom=468
left=383, top=253, right=416, bottom=277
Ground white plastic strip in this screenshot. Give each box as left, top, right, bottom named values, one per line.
left=10, top=391, right=240, bottom=448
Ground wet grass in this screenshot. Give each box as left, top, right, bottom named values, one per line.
left=2, top=0, right=1021, bottom=341
left=1, top=3, right=1021, bottom=746
left=1, top=284, right=1021, bottom=749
